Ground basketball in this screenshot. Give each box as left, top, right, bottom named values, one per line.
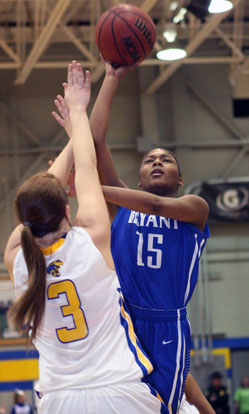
left=95, top=4, right=156, bottom=68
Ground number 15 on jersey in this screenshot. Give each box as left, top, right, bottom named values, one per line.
left=136, top=231, right=163, bottom=269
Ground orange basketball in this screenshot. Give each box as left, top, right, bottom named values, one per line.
left=95, top=4, right=156, bottom=68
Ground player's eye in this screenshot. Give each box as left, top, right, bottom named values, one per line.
left=144, top=159, right=153, bottom=163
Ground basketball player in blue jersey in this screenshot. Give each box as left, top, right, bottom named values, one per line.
left=53, top=62, right=215, bottom=414
left=4, top=61, right=168, bottom=414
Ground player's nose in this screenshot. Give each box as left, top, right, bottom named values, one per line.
left=153, top=158, right=162, bottom=166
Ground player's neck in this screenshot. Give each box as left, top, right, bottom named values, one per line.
left=36, top=218, right=70, bottom=248
left=146, top=188, right=178, bottom=197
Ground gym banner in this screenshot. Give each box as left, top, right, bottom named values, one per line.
left=185, top=178, right=249, bottom=222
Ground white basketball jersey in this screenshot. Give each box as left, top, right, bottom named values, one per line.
left=13, top=227, right=153, bottom=393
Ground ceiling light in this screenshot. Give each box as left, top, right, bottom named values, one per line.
left=163, top=23, right=177, bottom=43
left=170, top=1, right=179, bottom=12
left=173, top=7, right=187, bottom=24
left=208, top=0, right=233, bottom=13
left=156, top=47, right=187, bottom=61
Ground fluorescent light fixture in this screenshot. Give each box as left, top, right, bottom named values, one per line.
left=208, top=0, right=233, bottom=13
left=163, top=23, right=177, bottom=43
left=156, top=48, right=187, bottom=61
left=173, top=7, right=187, bottom=24
left=170, top=1, right=179, bottom=12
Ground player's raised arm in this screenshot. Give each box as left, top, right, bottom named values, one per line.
left=52, top=60, right=127, bottom=190
left=89, top=61, right=129, bottom=189
left=4, top=102, right=75, bottom=281
left=65, top=61, right=114, bottom=268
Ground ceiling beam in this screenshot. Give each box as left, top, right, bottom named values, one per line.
left=16, top=0, right=25, bottom=63
left=15, top=0, right=73, bottom=85
left=230, top=1, right=245, bottom=78
left=60, top=25, right=96, bottom=62
left=233, top=1, right=244, bottom=51
left=0, top=39, right=20, bottom=63
left=144, top=0, right=243, bottom=94
left=185, top=77, right=244, bottom=141
left=0, top=56, right=243, bottom=71
left=214, top=27, right=244, bottom=58
left=0, top=128, right=67, bottom=213
left=140, top=0, right=158, bottom=13
left=91, top=62, right=105, bottom=83
left=239, top=57, right=249, bottom=73
left=0, top=154, right=46, bottom=212
left=33, top=0, right=42, bottom=42
left=220, top=147, right=249, bottom=178
left=142, top=56, right=243, bottom=65
left=0, top=99, right=42, bottom=147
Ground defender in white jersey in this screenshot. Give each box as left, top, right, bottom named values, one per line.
left=4, top=62, right=167, bottom=414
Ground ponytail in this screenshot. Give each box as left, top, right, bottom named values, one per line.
left=11, top=171, right=69, bottom=339
left=10, top=225, right=46, bottom=339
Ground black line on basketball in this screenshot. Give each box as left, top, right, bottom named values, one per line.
left=111, top=16, right=127, bottom=66
left=118, top=9, right=155, bottom=33
left=109, top=10, right=146, bottom=58
left=117, top=10, right=155, bottom=51
left=97, top=12, right=113, bottom=50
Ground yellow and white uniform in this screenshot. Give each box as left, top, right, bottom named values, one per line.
left=13, top=227, right=167, bottom=414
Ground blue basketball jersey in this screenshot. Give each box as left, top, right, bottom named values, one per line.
left=111, top=207, right=209, bottom=310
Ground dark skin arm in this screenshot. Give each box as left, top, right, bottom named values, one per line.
left=102, top=186, right=209, bottom=231
left=185, top=373, right=215, bottom=414
left=89, top=61, right=129, bottom=189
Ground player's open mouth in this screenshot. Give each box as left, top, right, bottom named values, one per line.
left=151, top=169, right=163, bottom=176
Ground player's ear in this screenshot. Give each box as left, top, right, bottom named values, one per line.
left=138, top=180, right=142, bottom=188
left=177, top=177, right=183, bottom=188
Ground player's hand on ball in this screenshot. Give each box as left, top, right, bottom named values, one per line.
left=101, top=54, right=138, bottom=81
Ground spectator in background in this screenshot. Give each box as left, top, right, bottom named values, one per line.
left=10, top=389, right=33, bottom=414
left=206, top=371, right=230, bottom=414
left=234, top=376, right=249, bottom=414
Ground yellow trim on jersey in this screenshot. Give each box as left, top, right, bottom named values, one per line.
left=120, top=300, right=153, bottom=374
left=0, top=359, right=39, bottom=381
left=156, top=391, right=164, bottom=403
left=40, top=236, right=66, bottom=256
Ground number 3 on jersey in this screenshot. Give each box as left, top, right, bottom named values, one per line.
left=136, top=231, right=163, bottom=269
left=47, top=280, right=88, bottom=343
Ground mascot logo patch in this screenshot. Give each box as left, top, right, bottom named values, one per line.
left=47, top=260, right=63, bottom=277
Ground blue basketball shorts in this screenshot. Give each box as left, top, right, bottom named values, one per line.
left=127, top=304, right=191, bottom=414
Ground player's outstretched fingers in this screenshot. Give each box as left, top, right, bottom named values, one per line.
left=52, top=109, right=65, bottom=129
left=52, top=96, right=66, bottom=127
left=67, top=63, right=73, bottom=87
left=84, top=70, right=91, bottom=93
left=71, top=60, right=78, bottom=85
left=76, top=62, right=84, bottom=86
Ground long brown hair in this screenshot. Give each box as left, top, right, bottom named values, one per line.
left=10, top=172, right=68, bottom=339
